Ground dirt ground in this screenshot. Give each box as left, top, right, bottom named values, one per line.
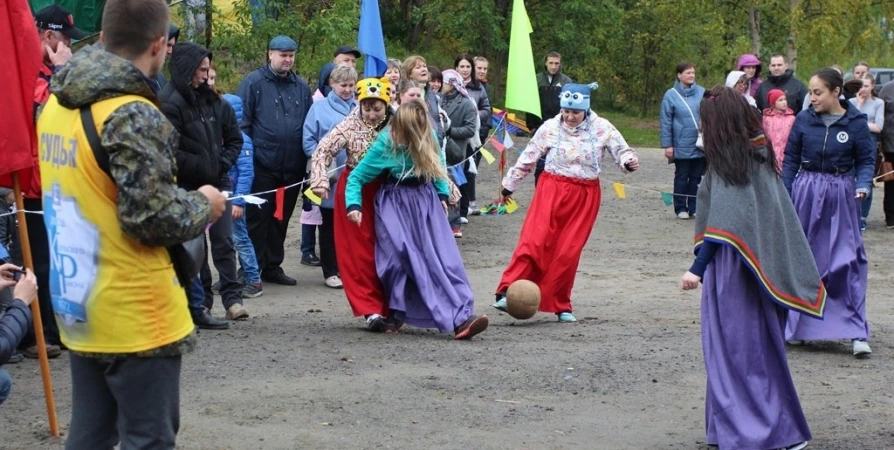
left=2, top=145, right=893, bottom=449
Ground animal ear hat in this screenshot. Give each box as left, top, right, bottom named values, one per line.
left=357, top=77, right=391, bottom=105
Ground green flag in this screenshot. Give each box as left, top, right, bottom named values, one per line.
left=505, top=0, right=540, bottom=118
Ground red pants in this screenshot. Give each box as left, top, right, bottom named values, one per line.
left=496, top=172, right=602, bottom=313
left=334, top=169, right=388, bottom=317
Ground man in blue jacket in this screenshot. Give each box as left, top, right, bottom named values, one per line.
left=236, top=36, right=313, bottom=286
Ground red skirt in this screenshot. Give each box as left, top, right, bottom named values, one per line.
left=334, top=169, right=387, bottom=317
left=496, top=172, right=602, bottom=313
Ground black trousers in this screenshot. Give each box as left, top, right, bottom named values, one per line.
left=65, top=353, right=181, bottom=450
left=19, top=198, right=60, bottom=348
left=672, top=157, right=706, bottom=214
left=198, top=202, right=241, bottom=310
left=247, top=167, right=301, bottom=276
left=460, top=150, right=483, bottom=217
left=319, top=208, right=338, bottom=279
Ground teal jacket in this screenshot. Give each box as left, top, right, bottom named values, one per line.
left=345, top=129, right=449, bottom=212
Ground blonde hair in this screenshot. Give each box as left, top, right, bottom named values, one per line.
left=401, top=55, right=427, bottom=82
left=390, top=100, right=447, bottom=182
left=330, top=64, right=358, bottom=84
left=395, top=80, right=422, bottom=104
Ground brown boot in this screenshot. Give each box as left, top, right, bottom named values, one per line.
left=225, top=304, right=249, bottom=320
left=22, top=344, right=62, bottom=359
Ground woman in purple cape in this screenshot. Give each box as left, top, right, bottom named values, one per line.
left=681, top=86, right=825, bottom=450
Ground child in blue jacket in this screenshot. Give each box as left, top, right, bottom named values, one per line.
left=223, top=94, right=263, bottom=298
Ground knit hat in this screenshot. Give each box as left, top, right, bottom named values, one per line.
left=357, top=77, right=391, bottom=105
left=559, top=84, right=591, bottom=111
left=268, top=35, right=298, bottom=52
left=767, top=89, right=786, bottom=107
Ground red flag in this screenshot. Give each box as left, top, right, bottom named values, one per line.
left=273, top=187, right=285, bottom=221
left=489, top=136, right=506, bottom=153
left=0, top=0, right=42, bottom=188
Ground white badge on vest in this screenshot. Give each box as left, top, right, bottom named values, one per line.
left=836, top=132, right=849, bottom=144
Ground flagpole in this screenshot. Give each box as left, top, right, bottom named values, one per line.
left=12, top=173, right=59, bottom=437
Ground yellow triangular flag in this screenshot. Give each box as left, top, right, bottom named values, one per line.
left=480, top=148, right=496, bottom=165
left=612, top=182, right=626, bottom=199
left=504, top=198, right=519, bottom=213
left=304, top=188, right=322, bottom=205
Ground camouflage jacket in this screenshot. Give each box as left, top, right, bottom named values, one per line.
left=46, top=44, right=210, bottom=358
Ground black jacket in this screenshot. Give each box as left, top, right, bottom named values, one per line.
left=0, top=194, right=21, bottom=265
left=526, top=71, right=573, bottom=132
left=159, top=43, right=241, bottom=190
left=236, top=65, right=313, bottom=175
left=755, top=69, right=809, bottom=112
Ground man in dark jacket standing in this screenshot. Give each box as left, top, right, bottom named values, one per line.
left=755, top=54, right=809, bottom=111
left=525, top=51, right=572, bottom=184
left=236, top=35, right=313, bottom=286
left=159, top=42, right=246, bottom=328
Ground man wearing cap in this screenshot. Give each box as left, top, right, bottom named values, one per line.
left=333, top=45, right=361, bottom=68
left=236, top=35, right=313, bottom=286
left=12, top=5, right=88, bottom=360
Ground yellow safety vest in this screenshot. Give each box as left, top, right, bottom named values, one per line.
left=37, top=94, right=194, bottom=354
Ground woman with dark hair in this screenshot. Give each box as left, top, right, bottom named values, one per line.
left=681, top=86, right=819, bottom=450
left=782, top=69, right=875, bottom=357
left=455, top=54, right=492, bottom=218
left=660, top=61, right=706, bottom=219
left=428, top=66, right=443, bottom=100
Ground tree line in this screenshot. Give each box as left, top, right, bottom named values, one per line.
left=194, top=0, right=894, bottom=117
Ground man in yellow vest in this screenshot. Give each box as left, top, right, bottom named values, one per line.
left=35, top=0, right=226, bottom=447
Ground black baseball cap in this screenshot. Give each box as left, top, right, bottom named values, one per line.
left=334, top=45, right=361, bottom=58
left=35, top=5, right=87, bottom=40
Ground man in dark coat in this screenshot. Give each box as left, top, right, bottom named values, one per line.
left=236, top=35, right=313, bottom=286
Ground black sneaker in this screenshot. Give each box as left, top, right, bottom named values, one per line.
left=241, top=282, right=264, bottom=298
left=192, top=312, right=230, bottom=330
left=365, top=314, right=386, bottom=332
left=7, top=352, right=24, bottom=364
left=261, top=270, right=297, bottom=286
left=301, top=254, right=322, bottom=266
left=211, top=281, right=220, bottom=295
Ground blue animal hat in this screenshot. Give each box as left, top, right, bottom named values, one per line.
left=559, top=83, right=598, bottom=111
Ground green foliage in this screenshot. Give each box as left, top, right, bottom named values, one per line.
left=183, top=0, right=894, bottom=117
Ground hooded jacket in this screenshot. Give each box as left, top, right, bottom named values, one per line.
left=782, top=101, right=876, bottom=193
left=756, top=69, right=809, bottom=112
left=737, top=54, right=763, bottom=98
left=725, top=71, right=758, bottom=109
left=660, top=81, right=706, bottom=159
left=159, top=43, right=241, bottom=190
left=312, top=63, right=336, bottom=102
left=223, top=94, right=254, bottom=208
left=762, top=107, right=796, bottom=172
left=303, top=91, right=358, bottom=208
left=46, top=44, right=210, bottom=248
left=236, top=64, right=313, bottom=175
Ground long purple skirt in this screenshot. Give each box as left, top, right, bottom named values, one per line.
left=374, top=182, right=474, bottom=332
left=786, top=171, right=870, bottom=341
left=702, top=246, right=811, bottom=449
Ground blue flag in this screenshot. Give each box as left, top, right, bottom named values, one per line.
left=358, top=0, right=388, bottom=78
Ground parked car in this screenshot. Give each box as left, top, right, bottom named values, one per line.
left=843, top=68, right=894, bottom=94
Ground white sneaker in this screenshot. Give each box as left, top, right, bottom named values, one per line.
left=325, top=276, right=343, bottom=289
left=780, top=441, right=808, bottom=450
left=677, top=212, right=690, bottom=219
left=786, top=340, right=805, bottom=346
left=853, top=340, right=872, bottom=357
left=460, top=217, right=469, bottom=224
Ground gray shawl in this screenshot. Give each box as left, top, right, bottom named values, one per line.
left=694, top=155, right=827, bottom=318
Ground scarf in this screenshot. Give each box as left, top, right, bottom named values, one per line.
left=693, top=147, right=827, bottom=318
left=442, top=69, right=469, bottom=98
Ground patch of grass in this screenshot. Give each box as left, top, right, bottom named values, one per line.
left=597, top=111, right=661, bottom=149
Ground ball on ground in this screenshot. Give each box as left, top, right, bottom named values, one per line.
left=506, top=280, right=541, bottom=320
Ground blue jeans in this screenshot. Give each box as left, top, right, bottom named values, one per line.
left=673, top=158, right=706, bottom=214
left=861, top=135, right=879, bottom=220
left=232, top=214, right=260, bottom=283
left=0, top=367, right=11, bottom=406
left=301, top=224, right=317, bottom=257
left=187, top=276, right=206, bottom=316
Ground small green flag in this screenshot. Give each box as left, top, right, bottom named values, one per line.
left=661, top=192, right=674, bottom=207
left=505, top=0, right=540, bottom=118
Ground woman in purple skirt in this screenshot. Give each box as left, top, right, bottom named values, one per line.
left=344, top=100, right=488, bottom=340
left=781, top=69, right=875, bottom=357
left=682, top=86, right=825, bottom=450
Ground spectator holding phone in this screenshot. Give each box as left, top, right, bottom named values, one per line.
left=0, top=264, right=37, bottom=405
